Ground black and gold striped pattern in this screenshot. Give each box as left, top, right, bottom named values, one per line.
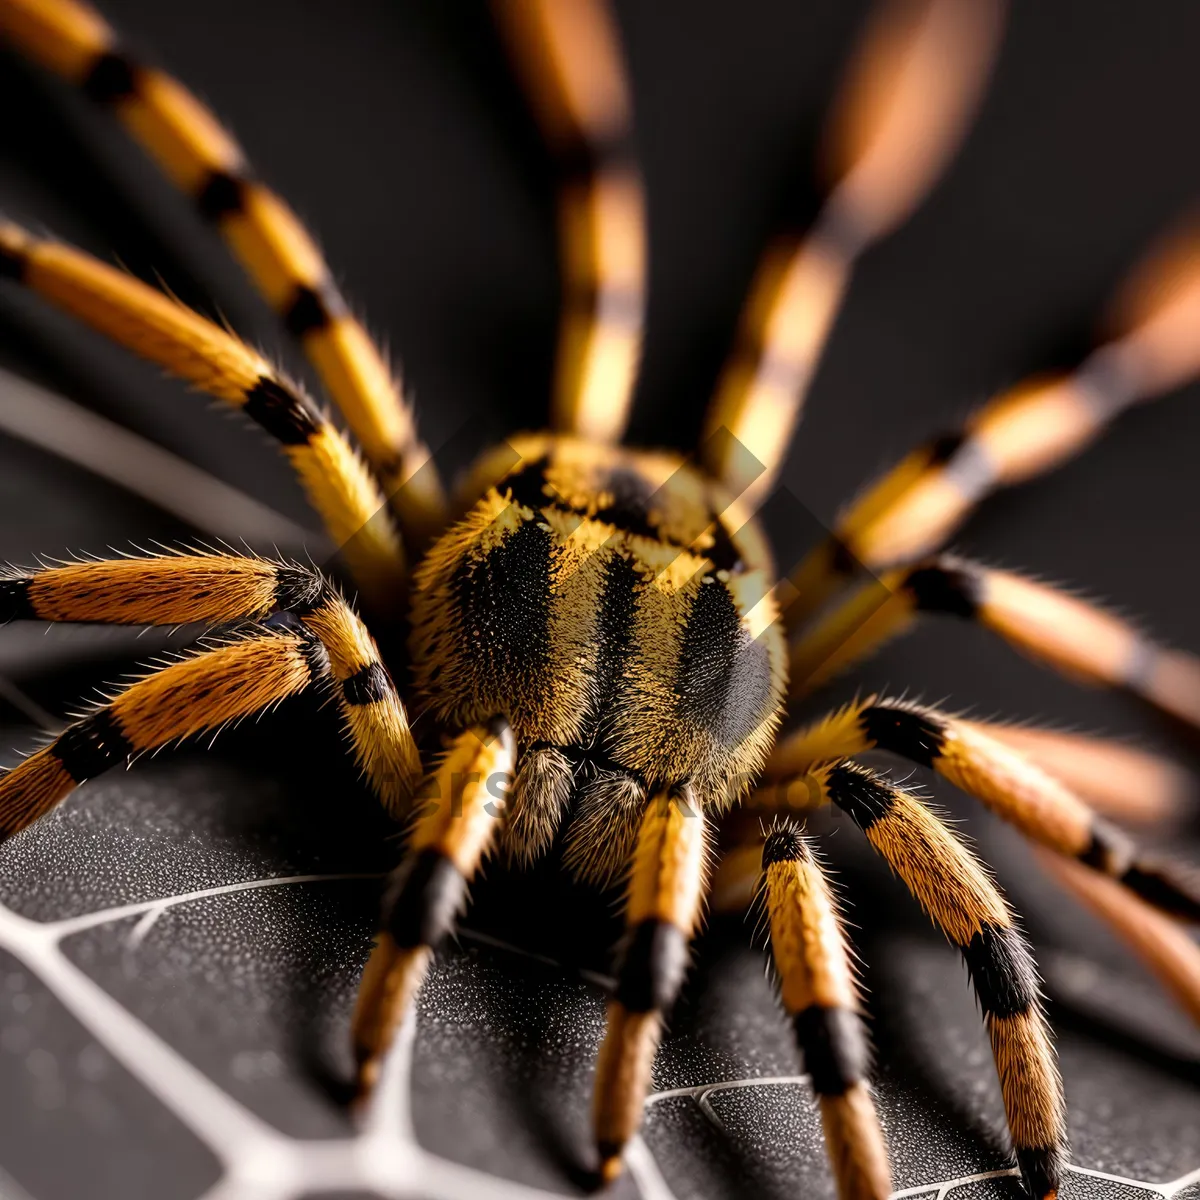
left=702, top=0, right=1003, bottom=506
left=412, top=434, right=787, bottom=879
left=0, top=553, right=419, bottom=816
left=769, top=698, right=1200, bottom=925
left=492, top=0, right=645, bottom=445
left=4, top=7, right=1195, bottom=1198
left=816, top=763, right=1067, bottom=1200
left=761, top=825, right=892, bottom=1200
left=353, top=720, right=515, bottom=1094
left=786, top=224, right=1200, bottom=625
left=298, top=583, right=421, bottom=817
left=0, top=630, right=324, bottom=838
left=594, top=784, right=708, bottom=1182
left=958, top=722, right=1189, bottom=827
left=787, top=555, right=1200, bottom=728
left=0, top=221, right=407, bottom=608
left=0, top=0, right=446, bottom=542
left=1038, top=850, right=1200, bottom=1029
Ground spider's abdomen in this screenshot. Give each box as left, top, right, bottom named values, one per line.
left=409, top=434, right=787, bottom=877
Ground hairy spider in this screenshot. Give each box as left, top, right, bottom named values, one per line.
left=1, top=1, right=1199, bottom=1198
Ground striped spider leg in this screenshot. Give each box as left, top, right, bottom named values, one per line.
left=0, top=221, right=408, bottom=610
left=787, top=548, right=1200, bottom=732
left=493, top=0, right=647, bottom=445
left=0, top=0, right=447, bottom=544
left=1, top=3, right=1198, bottom=1200
left=687, top=3, right=1200, bottom=1199
left=701, top=0, right=1005, bottom=511
left=785, top=222, right=1200, bottom=628
left=0, top=554, right=419, bottom=829
left=760, top=823, right=891, bottom=1200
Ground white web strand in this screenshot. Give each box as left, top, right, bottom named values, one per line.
left=0, top=873, right=1194, bottom=1200
left=0, top=366, right=323, bottom=557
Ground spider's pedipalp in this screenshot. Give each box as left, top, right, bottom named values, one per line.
left=353, top=721, right=515, bottom=1097
left=0, top=0, right=448, bottom=543
left=493, top=0, right=645, bottom=445
left=561, top=767, right=646, bottom=887
left=2, top=0, right=1195, bottom=1190
left=816, top=762, right=1068, bottom=1200
left=787, top=555, right=1200, bottom=728
left=500, top=744, right=574, bottom=867
left=0, top=222, right=407, bottom=610
left=702, top=0, right=1004, bottom=508
left=594, top=783, right=708, bottom=1183
left=787, top=223, right=1200, bottom=624
left=0, top=552, right=419, bottom=815
left=761, top=825, right=892, bottom=1200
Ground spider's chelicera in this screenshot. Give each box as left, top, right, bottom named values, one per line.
left=2, top=1, right=1200, bottom=1198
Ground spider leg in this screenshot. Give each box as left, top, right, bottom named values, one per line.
left=1035, top=849, right=1200, bottom=1027
left=700, top=0, right=1003, bottom=507
left=769, top=698, right=1200, bottom=925
left=352, top=720, right=515, bottom=1095
left=593, top=783, right=708, bottom=1183
left=786, top=555, right=1200, bottom=728
left=0, top=0, right=446, bottom=543
left=720, top=719, right=1188, bottom=914
left=0, top=222, right=406, bottom=610
left=0, top=553, right=418, bottom=816
left=957, top=721, right=1188, bottom=826
left=492, top=0, right=645, bottom=444
left=786, top=224, right=1200, bottom=625
left=761, top=824, right=891, bottom=1200
left=816, top=761, right=1068, bottom=1200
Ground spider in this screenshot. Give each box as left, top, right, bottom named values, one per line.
left=0, top=0, right=1199, bottom=1197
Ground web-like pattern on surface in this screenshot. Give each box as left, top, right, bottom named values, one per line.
left=1, top=0, right=1199, bottom=1193
left=0, top=868, right=1195, bottom=1200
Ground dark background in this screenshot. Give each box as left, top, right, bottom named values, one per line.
left=0, top=2, right=1198, bottom=1198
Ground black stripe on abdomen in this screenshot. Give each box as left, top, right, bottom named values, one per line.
left=453, top=518, right=554, bottom=696
left=591, top=553, right=640, bottom=713
left=674, top=577, right=774, bottom=747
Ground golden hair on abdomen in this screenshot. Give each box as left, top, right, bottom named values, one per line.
left=409, top=434, right=787, bottom=873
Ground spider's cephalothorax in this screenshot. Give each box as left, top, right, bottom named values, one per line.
left=410, top=434, right=786, bottom=878
left=2, top=0, right=1200, bottom=1198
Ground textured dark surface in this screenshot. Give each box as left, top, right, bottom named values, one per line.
left=1, top=1, right=1200, bottom=1198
